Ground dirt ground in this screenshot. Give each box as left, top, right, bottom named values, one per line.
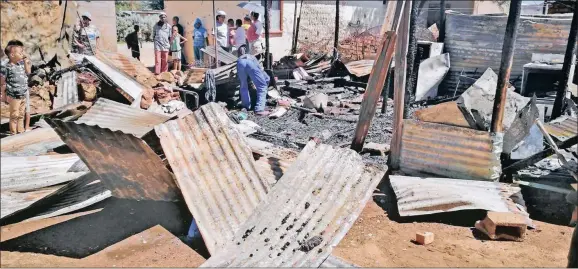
left=1, top=198, right=573, bottom=267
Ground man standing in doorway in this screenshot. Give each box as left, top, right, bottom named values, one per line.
left=125, top=25, right=141, bottom=61
left=172, top=16, right=187, bottom=67
left=215, top=10, right=230, bottom=53
left=153, top=13, right=171, bottom=74
left=71, top=12, right=100, bottom=56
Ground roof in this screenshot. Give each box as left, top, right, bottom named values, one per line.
left=399, top=119, right=501, bottom=181
left=544, top=116, right=577, bottom=142
left=0, top=128, right=64, bottom=157
left=154, top=102, right=276, bottom=254
left=81, top=55, right=144, bottom=106
left=201, top=140, right=385, bottom=267
left=389, top=175, right=529, bottom=218
left=48, top=120, right=181, bottom=202
left=75, top=98, right=171, bottom=137
left=53, top=71, right=79, bottom=109
left=201, top=46, right=238, bottom=64
left=1, top=154, right=89, bottom=192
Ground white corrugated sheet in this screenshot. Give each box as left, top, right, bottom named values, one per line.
left=53, top=71, right=79, bottom=109
left=390, top=175, right=529, bottom=218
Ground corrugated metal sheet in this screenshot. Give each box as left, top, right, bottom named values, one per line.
left=53, top=71, right=79, bottom=109
left=0, top=128, right=64, bottom=157
left=545, top=116, right=577, bottom=142
left=82, top=55, right=144, bottom=106
left=202, top=46, right=238, bottom=64
left=155, top=102, right=276, bottom=254
left=201, top=140, right=385, bottom=267
left=390, top=175, right=529, bottom=218
left=319, top=255, right=358, bottom=268
left=0, top=173, right=111, bottom=225
left=96, top=51, right=156, bottom=86
left=49, top=120, right=181, bottom=202
left=399, top=119, right=500, bottom=181
left=443, top=12, right=573, bottom=95
left=1, top=154, right=89, bottom=192
left=1, top=187, right=61, bottom=218
left=76, top=98, right=171, bottom=137
left=344, top=60, right=374, bottom=77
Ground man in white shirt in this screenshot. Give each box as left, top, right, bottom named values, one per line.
left=234, top=19, right=247, bottom=56
left=214, top=10, right=230, bottom=53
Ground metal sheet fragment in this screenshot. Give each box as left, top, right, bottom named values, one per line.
left=53, top=71, right=79, bottom=109
left=0, top=128, right=64, bottom=156
left=49, top=120, right=180, bottom=202
left=201, top=140, right=385, bottom=267
left=399, top=119, right=501, bottom=181
left=1, top=154, right=88, bottom=192
left=545, top=116, right=577, bottom=142
left=76, top=98, right=171, bottom=137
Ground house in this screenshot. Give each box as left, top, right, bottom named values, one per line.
left=164, top=0, right=514, bottom=63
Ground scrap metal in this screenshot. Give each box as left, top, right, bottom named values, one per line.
left=201, top=140, right=385, bottom=267
left=0, top=128, right=64, bottom=157
left=444, top=12, right=574, bottom=94
left=154, top=102, right=276, bottom=254
left=75, top=98, right=171, bottom=137
left=344, top=60, right=374, bottom=77
left=48, top=120, right=181, bottom=202
left=53, top=71, right=79, bottom=109
left=202, top=46, right=238, bottom=65
left=398, top=120, right=501, bottom=181
left=389, top=175, right=530, bottom=220
left=544, top=116, right=578, bottom=142
left=0, top=173, right=111, bottom=226
left=1, top=154, right=88, bottom=192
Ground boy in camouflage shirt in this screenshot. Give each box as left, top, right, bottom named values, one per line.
left=0, top=44, right=31, bottom=134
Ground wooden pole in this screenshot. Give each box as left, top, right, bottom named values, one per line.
left=388, top=0, right=412, bottom=169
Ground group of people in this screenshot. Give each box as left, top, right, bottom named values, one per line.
left=122, top=11, right=266, bottom=75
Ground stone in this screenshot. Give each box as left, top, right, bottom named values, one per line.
left=415, top=232, right=434, bottom=245
left=158, top=72, right=176, bottom=83
left=303, top=92, right=328, bottom=112
left=140, top=88, right=155, bottom=109
left=268, top=89, right=281, bottom=100
left=79, top=83, right=97, bottom=101
left=474, top=211, right=527, bottom=242
left=269, top=107, right=288, bottom=119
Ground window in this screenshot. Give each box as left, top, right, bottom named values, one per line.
left=260, top=0, right=283, bottom=33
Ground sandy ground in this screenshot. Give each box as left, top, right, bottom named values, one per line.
left=117, top=42, right=156, bottom=69
left=1, top=197, right=573, bottom=267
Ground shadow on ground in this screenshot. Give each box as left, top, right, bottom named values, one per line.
left=0, top=197, right=197, bottom=259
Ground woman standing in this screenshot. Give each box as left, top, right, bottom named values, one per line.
left=192, top=18, right=208, bottom=67
left=169, top=25, right=187, bottom=71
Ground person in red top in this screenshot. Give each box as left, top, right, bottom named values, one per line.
left=246, top=12, right=263, bottom=55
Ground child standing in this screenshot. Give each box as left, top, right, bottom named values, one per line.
left=169, top=25, right=187, bottom=71
left=0, top=44, right=31, bottom=134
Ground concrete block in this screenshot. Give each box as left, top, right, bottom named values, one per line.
left=475, top=211, right=527, bottom=242
left=415, top=232, right=434, bottom=245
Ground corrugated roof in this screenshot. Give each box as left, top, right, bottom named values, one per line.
left=545, top=116, right=577, bottom=142
left=82, top=55, right=144, bottom=106
left=0, top=173, right=110, bottom=225
left=390, top=175, right=529, bottom=217
left=96, top=51, right=155, bottom=87
left=53, top=71, right=79, bottom=109
left=1, top=187, right=61, bottom=218
left=344, top=60, right=374, bottom=77
left=0, top=128, right=64, bottom=157
left=202, top=46, right=238, bottom=64
left=399, top=119, right=500, bottom=181
left=201, top=140, right=385, bottom=267
left=154, top=102, right=276, bottom=254
left=49, top=120, right=181, bottom=202
left=75, top=98, right=171, bottom=137
left=1, top=154, right=89, bottom=192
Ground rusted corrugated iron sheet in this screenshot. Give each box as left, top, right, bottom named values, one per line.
left=95, top=51, right=156, bottom=87
left=0, top=173, right=111, bottom=225
left=443, top=12, right=573, bottom=95
left=75, top=98, right=171, bottom=137
left=344, top=60, right=374, bottom=77
left=545, top=116, right=577, bottom=142
left=399, top=120, right=500, bottom=181
left=49, top=120, right=181, bottom=202
left=0, top=128, right=64, bottom=157
left=1, top=154, right=88, bottom=192
left=1, top=187, right=60, bottom=218
left=53, top=71, right=79, bottom=109
left=390, top=175, right=529, bottom=218
left=82, top=55, right=144, bottom=106
left=201, top=140, right=385, bottom=267
left=155, top=102, right=276, bottom=254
